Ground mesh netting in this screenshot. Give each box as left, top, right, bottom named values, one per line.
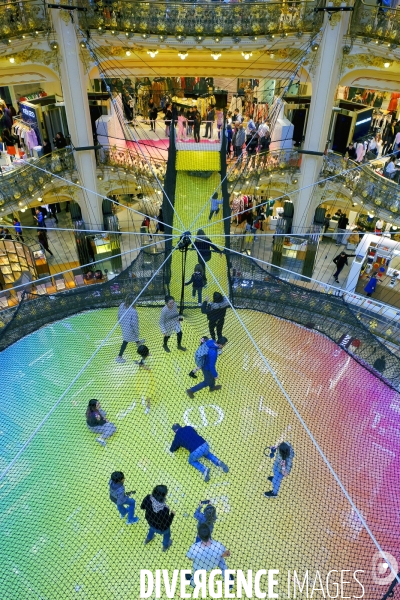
left=1, top=247, right=400, bottom=599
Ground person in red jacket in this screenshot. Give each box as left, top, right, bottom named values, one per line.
left=141, top=485, right=175, bottom=551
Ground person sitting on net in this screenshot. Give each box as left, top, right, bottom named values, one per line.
left=86, top=399, right=116, bottom=447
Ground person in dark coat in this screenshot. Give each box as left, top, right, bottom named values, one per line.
left=170, top=424, right=229, bottom=483
left=332, top=251, right=355, bottom=283
left=192, top=229, right=223, bottom=265
left=185, top=263, right=206, bottom=305
left=373, top=355, right=386, bottom=374
left=42, top=139, right=52, bottom=155
left=54, top=132, right=67, bottom=149
left=201, top=292, right=230, bottom=340
left=141, top=485, right=175, bottom=551
left=203, top=105, right=215, bottom=139
left=38, top=230, right=54, bottom=256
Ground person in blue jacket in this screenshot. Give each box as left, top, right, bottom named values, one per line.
left=364, top=272, right=379, bottom=297
left=208, top=192, right=223, bottom=221
left=186, top=336, right=227, bottom=397
left=170, top=424, right=229, bottom=482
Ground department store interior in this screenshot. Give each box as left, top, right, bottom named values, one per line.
left=1, top=8, right=400, bottom=324
left=3, top=2, right=400, bottom=600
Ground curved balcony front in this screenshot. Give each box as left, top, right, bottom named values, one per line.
left=78, top=0, right=322, bottom=39
left=350, top=0, right=400, bottom=47
left=321, top=153, right=400, bottom=216
left=0, top=0, right=48, bottom=39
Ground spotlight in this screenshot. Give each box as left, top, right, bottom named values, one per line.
left=147, top=50, right=158, bottom=58
left=384, top=61, right=391, bottom=68
left=38, top=197, right=43, bottom=202
left=176, top=34, right=186, bottom=41
left=213, top=36, right=222, bottom=43
left=178, top=51, right=188, bottom=60
left=126, top=50, right=131, bottom=56
left=159, top=35, right=167, bottom=42
left=312, top=43, right=319, bottom=51
left=292, top=177, right=298, bottom=184
left=80, top=41, right=86, bottom=48
left=242, top=51, right=252, bottom=60
left=195, top=35, right=204, bottom=43
left=50, top=41, right=58, bottom=50
left=9, top=56, right=15, bottom=63
left=211, top=52, right=221, bottom=60
left=141, top=33, right=150, bottom=39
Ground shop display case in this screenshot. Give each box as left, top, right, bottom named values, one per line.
left=0, top=239, right=38, bottom=287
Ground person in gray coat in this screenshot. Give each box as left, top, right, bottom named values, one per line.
left=116, top=293, right=144, bottom=363
left=159, top=295, right=186, bottom=353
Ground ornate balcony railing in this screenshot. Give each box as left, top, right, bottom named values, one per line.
left=79, top=0, right=322, bottom=39
left=97, top=145, right=166, bottom=182
left=321, top=152, right=400, bottom=215
left=227, top=148, right=301, bottom=187
left=350, top=0, right=400, bottom=46
left=0, top=149, right=75, bottom=214
left=0, top=0, right=48, bottom=39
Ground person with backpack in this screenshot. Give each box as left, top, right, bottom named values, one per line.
left=202, top=292, right=230, bottom=340
left=186, top=337, right=228, bottom=398
left=189, top=336, right=209, bottom=378
left=109, top=471, right=139, bottom=524
left=170, top=424, right=229, bottom=482
left=185, top=264, right=206, bottom=305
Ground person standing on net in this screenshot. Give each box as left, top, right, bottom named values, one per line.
left=159, top=295, right=186, bottom=353
left=116, top=293, right=144, bottom=363
left=185, top=263, right=206, bottom=305
left=170, top=423, right=229, bottom=482
left=332, top=251, right=355, bottom=284
left=202, top=292, right=230, bottom=340
left=264, top=442, right=295, bottom=498
left=141, top=485, right=175, bottom=551
left=186, top=523, right=233, bottom=589
left=109, top=471, right=139, bottom=524
left=208, top=192, right=223, bottom=221
left=186, top=337, right=227, bottom=398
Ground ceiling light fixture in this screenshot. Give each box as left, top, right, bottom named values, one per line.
left=384, top=61, right=391, bottom=68
left=9, top=56, right=15, bottom=63
left=211, top=52, right=221, bottom=61
left=126, top=50, right=131, bottom=56
left=147, top=50, right=158, bottom=58
left=312, top=43, right=319, bottom=51
left=178, top=51, right=188, bottom=60
left=242, top=51, right=252, bottom=60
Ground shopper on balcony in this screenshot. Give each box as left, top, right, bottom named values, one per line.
left=369, top=133, right=383, bottom=158
left=336, top=212, right=349, bottom=245
left=13, top=218, right=24, bottom=242
left=176, top=108, right=187, bottom=142
left=383, top=156, right=400, bottom=182
left=193, top=112, right=201, bottom=144
left=34, top=208, right=46, bottom=230
left=203, top=105, right=215, bottom=139
left=149, top=105, right=158, bottom=132
left=42, top=138, right=52, bottom=156
left=164, top=103, right=172, bottom=138
left=233, top=124, right=246, bottom=160
left=54, top=132, right=67, bottom=150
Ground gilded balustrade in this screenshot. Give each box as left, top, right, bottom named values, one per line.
left=79, top=0, right=322, bottom=38
left=321, top=152, right=400, bottom=215
left=0, top=0, right=48, bottom=39
left=350, top=0, right=400, bottom=46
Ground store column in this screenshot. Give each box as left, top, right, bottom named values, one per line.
left=293, top=5, right=350, bottom=231
left=51, top=8, right=102, bottom=228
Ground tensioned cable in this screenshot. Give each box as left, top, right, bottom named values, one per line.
left=0, top=243, right=177, bottom=483
left=187, top=25, right=326, bottom=231
left=193, top=237, right=400, bottom=586
left=20, top=159, right=184, bottom=235
left=5, top=233, right=177, bottom=294
left=74, top=19, right=187, bottom=232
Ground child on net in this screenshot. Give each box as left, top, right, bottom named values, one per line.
left=193, top=501, right=217, bottom=542
left=189, top=335, right=209, bottom=379
left=135, top=344, right=154, bottom=414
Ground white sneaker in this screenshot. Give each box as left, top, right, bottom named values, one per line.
left=96, top=437, right=106, bottom=447
left=115, top=356, right=126, bottom=364
left=144, top=406, right=150, bottom=415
